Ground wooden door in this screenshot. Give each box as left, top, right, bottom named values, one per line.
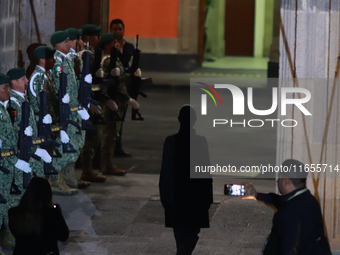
left=224, top=0, right=255, bottom=56
left=55, top=0, right=109, bottom=32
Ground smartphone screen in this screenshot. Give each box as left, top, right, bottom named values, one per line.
left=224, top=184, right=245, bottom=196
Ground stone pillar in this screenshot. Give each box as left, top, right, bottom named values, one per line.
left=19, top=0, right=56, bottom=68
left=278, top=0, right=340, bottom=249
left=0, top=0, right=20, bottom=73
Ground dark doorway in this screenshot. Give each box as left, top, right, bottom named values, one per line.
left=224, top=0, right=255, bottom=56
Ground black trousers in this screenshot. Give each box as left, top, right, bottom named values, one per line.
left=173, top=227, right=200, bottom=255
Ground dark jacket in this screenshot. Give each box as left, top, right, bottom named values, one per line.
left=159, top=129, right=213, bottom=228
left=9, top=205, right=69, bottom=255
left=257, top=188, right=331, bottom=255
left=118, top=40, right=135, bottom=69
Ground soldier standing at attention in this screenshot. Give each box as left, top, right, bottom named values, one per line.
left=79, top=24, right=108, bottom=182
left=50, top=30, right=89, bottom=195
left=110, top=19, right=142, bottom=157
left=7, top=68, right=52, bottom=179
left=0, top=74, right=31, bottom=249
left=64, top=27, right=91, bottom=189
left=101, top=33, right=139, bottom=176
left=28, top=46, right=71, bottom=189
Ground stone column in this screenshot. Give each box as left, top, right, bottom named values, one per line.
left=278, top=0, right=340, bottom=249
left=0, top=0, right=20, bottom=73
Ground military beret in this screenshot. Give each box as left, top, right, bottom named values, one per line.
left=0, top=74, right=10, bottom=85
left=81, top=24, right=101, bottom=35
left=7, top=68, right=26, bottom=81
left=99, top=33, right=117, bottom=49
left=34, top=46, right=56, bottom=59
left=50, top=30, right=69, bottom=46
left=66, top=28, right=82, bottom=41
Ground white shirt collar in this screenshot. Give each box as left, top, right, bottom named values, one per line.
left=0, top=101, right=4, bottom=106
left=70, top=48, right=76, bottom=53
left=56, top=50, right=67, bottom=57
left=12, top=90, right=25, bottom=99
left=37, top=65, right=46, bottom=72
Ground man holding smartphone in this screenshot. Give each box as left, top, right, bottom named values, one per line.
left=243, top=159, right=331, bottom=255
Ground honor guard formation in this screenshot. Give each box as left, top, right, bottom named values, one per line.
left=0, top=20, right=146, bottom=249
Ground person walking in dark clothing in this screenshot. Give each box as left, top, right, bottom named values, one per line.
left=8, top=177, right=69, bottom=255
left=159, top=105, right=213, bottom=255
left=243, top=159, right=331, bottom=255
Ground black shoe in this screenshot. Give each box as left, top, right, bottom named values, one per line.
left=132, top=109, right=144, bottom=121
left=114, top=149, right=132, bottom=158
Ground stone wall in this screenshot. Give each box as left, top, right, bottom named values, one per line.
left=19, top=0, right=56, bottom=68
left=0, top=0, right=19, bottom=73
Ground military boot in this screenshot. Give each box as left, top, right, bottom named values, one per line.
left=1, top=224, right=15, bottom=249
left=80, top=155, right=106, bottom=183
left=64, top=163, right=91, bottom=189
left=51, top=170, right=78, bottom=196
left=101, top=152, right=126, bottom=176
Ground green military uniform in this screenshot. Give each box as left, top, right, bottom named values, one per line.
left=100, top=52, right=131, bottom=173
left=29, top=65, right=58, bottom=123
left=78, top=25, right=107, bottom=182
left=28, top=65, right=64, bottom=176
left=9, top=90, right=44, bottom=178
left=0, top=102, right=19, bottom=225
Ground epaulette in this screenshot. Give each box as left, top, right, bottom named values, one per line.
left=10, top=97, right=20, bottom=107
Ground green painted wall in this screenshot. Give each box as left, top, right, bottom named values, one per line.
left=263, top=0, right=274, bottom=57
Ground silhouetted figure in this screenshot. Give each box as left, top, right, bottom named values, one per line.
left=8, top=177, right=69, bottom=255
left=26, top=43, right=46, bottom=79
left=159, top=105, right=213, bottom=255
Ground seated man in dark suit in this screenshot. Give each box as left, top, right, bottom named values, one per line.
left=159, top=105, right=213, bottom=255
left=243, top=159, right=331, bottom=255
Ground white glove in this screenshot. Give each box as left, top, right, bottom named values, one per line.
left=42, top=114, right=52, bottom=124
left=110, top=67, right=120, bottom=76
left=34, top=148, right=52, bottom=163
left=15, top=159, right=31, bottom=173
left=24, top=126, right=33, bottom=136
left=126, top=98, right=139, bottom=109
left=95, top=68, right=104, bottom=78
left=60, top=130, right=70, bottom=144
left=134, top=68, right=142, bottom=77
left=85, top=74, right=92, bottom=84
left=62, top=94, right=70, bottom=104
left=0, top=139, right=2, bottom=149
left=77, top=108, right=90, bottom=120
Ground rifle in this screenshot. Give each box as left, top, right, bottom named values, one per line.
left=128, top=35, right=147, bottom=121
left=105, top=46, right=122, bottom=121
left=18, top=85, right=41, bottom=189
left=38, top=88, right=60, bottom=175
left=78, top=38, right=99, bottom=130
left=58, top=72, right=81, bottom=153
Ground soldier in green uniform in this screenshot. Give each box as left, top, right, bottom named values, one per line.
left=28, top=46, right=70, bottom=191
left=78, top=24, right=108, bottom=182
left=100, top=33, right=139, bottom=175
left=64, top=28, right=91, bottom=189
left=7, top=68, right=52, bottom=180
left=50, top=30, right=89, bottom=195
left=0, top=73, right=31, bottom=249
